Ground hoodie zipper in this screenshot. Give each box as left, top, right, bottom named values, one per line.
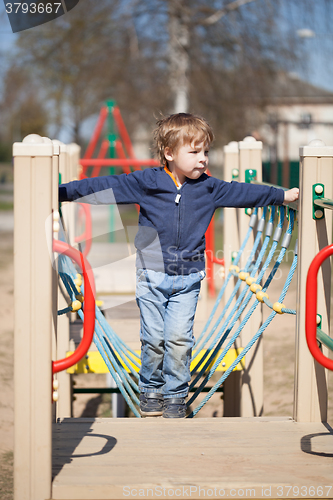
left=175, top=185, right=182, bottom=249
left=163, top=167, right=183, bottom=254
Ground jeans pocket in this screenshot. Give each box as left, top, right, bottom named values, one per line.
left=199, top=270, right=206, bottom=280
left=189, top=270, right=206, bottom=282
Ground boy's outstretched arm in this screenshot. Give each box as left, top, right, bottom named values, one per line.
left=58, top=171, right=144, bottom=205
left=284, top=187, right=299, bottom=204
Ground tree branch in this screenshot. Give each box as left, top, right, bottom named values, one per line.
left=201, top=0, right=257, bottom=26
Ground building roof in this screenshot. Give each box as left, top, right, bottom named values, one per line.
left=262, top=72, right=333, bottom=105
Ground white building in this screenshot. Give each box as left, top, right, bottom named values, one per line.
left=257, top=73, right=333, bottom=187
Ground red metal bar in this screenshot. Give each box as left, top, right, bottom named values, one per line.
left=80, top=158, right=159, bottom=167
left=84, top=106, right=108, bottom=160
left=116, top=139, right=141, bottom=172
left=74, top=203, right=93, bottom=257
left=81, top=107, right=108, bottom=178
left=115, top=141, right=140, bottom=214
left=210, top=255, right=225, bottom=266
left=305, top=244, right=333, bottom=371
left=52, top=240, right=96, bottom=374
left=205, top=218, right=216, bottom=297
left=113, top=106, right=136, bottom=158
left=204, top=169, right=225, bottom=296
left=115, top=140, right=131, bottom=175
left=91, top=139, right=110, bottom=178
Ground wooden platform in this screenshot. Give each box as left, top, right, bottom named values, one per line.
left=52, top=417, right=333, bottom=499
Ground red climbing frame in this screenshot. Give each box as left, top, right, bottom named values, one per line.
left=52, top=240, right=96, bottom=374
left=305, top=244, right=333, bottom=371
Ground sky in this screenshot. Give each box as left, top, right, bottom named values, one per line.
left=0, top=0, right=333, bottom=143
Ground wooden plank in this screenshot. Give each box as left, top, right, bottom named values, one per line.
left=52, top=418, right=333, bottom=500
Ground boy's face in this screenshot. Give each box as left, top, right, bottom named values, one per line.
left=164, top=140, right=209, bottom=184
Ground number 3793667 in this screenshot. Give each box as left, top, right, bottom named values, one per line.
left=6, top=3, right=62, bottom=14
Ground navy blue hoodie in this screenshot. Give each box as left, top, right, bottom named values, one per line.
left=59, top=167, right=284, bottom=275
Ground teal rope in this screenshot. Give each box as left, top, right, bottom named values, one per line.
left=187, top=209, right=295, bottom=409
left=190, top=207, right=280, bottom=381
left=193, top=209, right=258, bottom=349
left=262, top=296, right=296, bottom=315
left=56, top=228, right=142, bottom=417
left=189, top=208, right=282, bottom=392
left=57, top=306, right=72, bottom=316
left=75, top=289, right=141, bottom=416
left=59, top=253, right=140, bottom=363
left=188, top=247, right=298, bottom=417
left=193, top=208, right=265, bottom=358
left=59, top=258, right=141, bottom=377
left=58, top=257, right=142, bottom=403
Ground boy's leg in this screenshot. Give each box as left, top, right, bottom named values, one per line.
left=136, top=269, right=168, bottom=395
left=163, top=272, right=204, bottom=401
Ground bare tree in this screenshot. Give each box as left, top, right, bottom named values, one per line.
left=13, top=0, right=125, bottom=144
left=4, top=0, right=329, bottom=148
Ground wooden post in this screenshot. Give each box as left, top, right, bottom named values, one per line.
left=50, top=140, right=60, bottom=423
left=13, top=135, right=54, bottom=500
left=294, top=140, right=332, bottom=422
left=56, top=141, right=74, bottom=419
left=223, top=141, right=242, bottom=416
left=238, top=136, right=264, bottom=417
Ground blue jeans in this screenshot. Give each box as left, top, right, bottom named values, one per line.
left=136, top=269, right=205, bottom=399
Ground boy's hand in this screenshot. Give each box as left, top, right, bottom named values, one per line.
left=284, top=187, right=299, bottom=203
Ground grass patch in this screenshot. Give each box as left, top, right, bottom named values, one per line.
left=0, top=450, right=13, bottom=500
left=0, top=201, right=13, bottom=211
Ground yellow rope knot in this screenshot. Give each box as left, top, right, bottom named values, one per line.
left=71, top=300, right=82, bottom=312
left=239, top=272, right=249, bottom=281
left=256, top=291, right=269, bottom=303
left=229, top=265, right=240, bottom=273
left=273, top=302, right=286, bottom=314
left=250, top=283, right=262, bottom=293
left=246, top=276, right=256, bottom=286
left=74, top=276, right=82, bottom=287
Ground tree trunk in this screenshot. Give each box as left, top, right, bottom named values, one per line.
left=168, top=0, right=190, bottom=113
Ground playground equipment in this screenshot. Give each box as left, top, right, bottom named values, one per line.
left=13, top=135, right=333, bottom=500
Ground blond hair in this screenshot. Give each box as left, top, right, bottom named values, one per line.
left=154, top=113, right=214, bottom=166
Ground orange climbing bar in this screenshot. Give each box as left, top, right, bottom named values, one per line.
left=74, top=203, right=93, bottom=257
left=52, top=240, right=96, bottom=374
left=305, top=244, right=333, bottom=371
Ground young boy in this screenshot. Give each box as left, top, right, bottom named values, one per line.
left=59, top=113, right=299, bottom=418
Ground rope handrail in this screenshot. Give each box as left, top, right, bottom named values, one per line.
left=313, top=197, right=333, bottom=211
left=316, top=327, right=333, bottom=352
left=305, top=244, right=333, bottom=371
left=53, top=240, right=96, bottom=374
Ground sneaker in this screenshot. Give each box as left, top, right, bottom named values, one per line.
left=139, top=392, right=163, bottom=417
left=163, top=397, right=186, bottom=418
